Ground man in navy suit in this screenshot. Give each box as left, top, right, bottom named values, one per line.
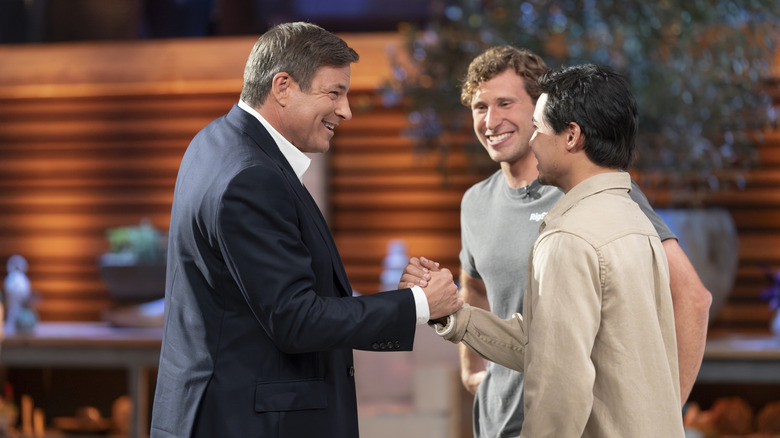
left=150, top=22, right=463, bottom=438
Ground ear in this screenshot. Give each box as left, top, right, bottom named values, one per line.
left=565, top=122, right=585, bottom=152
left=271, top=72, right=293, bottom=106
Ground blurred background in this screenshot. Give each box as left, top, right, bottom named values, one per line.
left=1, top=1, right=780, bottom=437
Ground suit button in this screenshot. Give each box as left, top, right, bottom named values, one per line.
left=371, top=342, right=380, bottom=350
left=378, top=342, right=386, bottom=350
left=348, top=366, right=355, bottom=377
left=394, top=341, right=401, bottom=349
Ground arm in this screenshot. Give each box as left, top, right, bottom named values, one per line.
left=520, top=233, right=600, bottom=437
left=459, top=269, right=489, bottom=394
left=220, top=167, right=423, bottom=353
left=628, top=180, right=711, bottom=404
left=663, top=239, right=712, bottom=404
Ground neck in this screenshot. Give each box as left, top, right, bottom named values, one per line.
left=500, top=154, right=539, bottom=189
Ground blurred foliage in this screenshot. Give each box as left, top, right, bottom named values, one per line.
left=384, top=0, right=780, bottom=191
left=103, top=218, right=166, bottom=264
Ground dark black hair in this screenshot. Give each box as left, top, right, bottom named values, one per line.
left=538, top=64, right=637, bottom=170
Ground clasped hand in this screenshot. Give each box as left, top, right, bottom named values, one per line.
left=398, top=256, right=462, bottom=321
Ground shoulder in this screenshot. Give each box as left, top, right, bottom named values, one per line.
left=534, top=229, right=598, bottom=266
left=555, top=191, right=655, bottom=245
left=222, top=164, right=291, bottom=205
left=462, top=170, right=503, bottom=206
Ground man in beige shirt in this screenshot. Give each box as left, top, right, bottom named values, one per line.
left=434, top=64, right=685, bottom=437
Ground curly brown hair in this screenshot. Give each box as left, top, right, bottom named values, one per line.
left=460, top=46, right=548, bottom=107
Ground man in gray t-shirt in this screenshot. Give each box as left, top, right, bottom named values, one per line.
left=402, top=46, right=711, bottom=437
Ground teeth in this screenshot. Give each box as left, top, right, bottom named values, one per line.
left=324, top=122, right=335, bottom=130
left=488, top=132, right=511, bottom=142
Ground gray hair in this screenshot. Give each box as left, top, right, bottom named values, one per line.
left=240, top=22, right=359, bottom=107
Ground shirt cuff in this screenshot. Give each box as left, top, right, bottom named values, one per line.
left=411, top=285, right=430, bottom=325
left=433, top=314, right=455, bottom=337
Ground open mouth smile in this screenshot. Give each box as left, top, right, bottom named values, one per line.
left=487, top=132, right=512, bottom=144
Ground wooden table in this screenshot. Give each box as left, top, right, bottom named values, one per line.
left=0, top=322, right=162, bottom=438
left=698, top=333, right=780, bottom=383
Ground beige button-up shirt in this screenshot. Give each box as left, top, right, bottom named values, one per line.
left=438, top=172, right=684, bottom=437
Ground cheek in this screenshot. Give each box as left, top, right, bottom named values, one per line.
left=472, top=114, right=484, bottom=132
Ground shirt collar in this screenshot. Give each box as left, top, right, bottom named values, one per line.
left=238, top=100, right=311, bottom=183
left=542, top=172, right=632, bottom=229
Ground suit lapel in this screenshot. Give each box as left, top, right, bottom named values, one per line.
left=226, top=105, right=352, bottom=297
left=297, top=183, right=352, bottom=296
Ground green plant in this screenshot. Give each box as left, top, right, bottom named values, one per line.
left=384, top=0, right=780, bottom=195
left=103, top=218, right=166, bottom=265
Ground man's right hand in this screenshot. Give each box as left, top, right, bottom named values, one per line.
left=398, top=256, right=439, bottom=289
left=423, top=268, right=463, bottom=321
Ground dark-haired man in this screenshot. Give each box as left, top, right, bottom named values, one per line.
left=403, top=45, right=710, bottom=437
left=433, top=64, right=686, bottom=437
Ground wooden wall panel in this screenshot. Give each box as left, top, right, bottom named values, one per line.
left=1, top=33, right=779, bottom=332
left=329, top=103, right=483, bottom=293
left=0, top=33, right=410, bottom=321
left=0, top=92, right=237, bottom=320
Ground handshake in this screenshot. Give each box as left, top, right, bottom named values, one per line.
left=397, top=256, right=463, bottom=321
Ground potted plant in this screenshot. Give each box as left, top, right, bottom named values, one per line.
left=383, top=0, right=780, bottom=321
left=98, top=218, right=167, bottom=303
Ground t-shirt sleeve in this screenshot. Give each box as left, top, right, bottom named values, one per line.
left=459, top=190, right=481, bottom=279
left=629, top=178, right=677, bottom=241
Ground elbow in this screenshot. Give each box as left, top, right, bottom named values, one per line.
left=696, top=284, right=713, bottom=314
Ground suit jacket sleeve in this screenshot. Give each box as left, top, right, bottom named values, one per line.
left=216, top=164, right=416, bottom=353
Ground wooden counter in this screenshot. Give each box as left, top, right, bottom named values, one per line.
left=1, top=322, right=162, bottom=438
left=698, top=333, right=780, bottom=384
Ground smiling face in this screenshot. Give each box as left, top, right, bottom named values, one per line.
left=283, top=65, right=353, bottom=153
left=470, top=69, right=537, bottom=167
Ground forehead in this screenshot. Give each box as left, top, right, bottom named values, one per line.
left=533, top=94, right=549, bottom=124
left=311, top=65, right=351, bottom=89
left=472, top=69, right=530, bottom=103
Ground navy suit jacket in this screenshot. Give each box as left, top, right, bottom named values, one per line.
left=150, top=105, right=417, bottom=438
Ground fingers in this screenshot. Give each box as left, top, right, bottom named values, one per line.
left=426, top=268, right=463, bottom=320
left=419, top=256, right=440, bottom=271
left=398, top=257, right=432, bottom=289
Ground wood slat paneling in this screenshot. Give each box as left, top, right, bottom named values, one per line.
left=1, top=32, right=778, bottom=332
left=0, top=33, right=409, bottom=321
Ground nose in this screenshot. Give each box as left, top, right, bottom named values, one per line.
left=484, top=106, right=500, bottom=131
left=336, top=95, right=352, bottom=121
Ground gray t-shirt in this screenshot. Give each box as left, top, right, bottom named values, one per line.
left=459, top=170, right=674, bottom=437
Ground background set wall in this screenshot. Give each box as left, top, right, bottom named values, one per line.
left=1, top=36, right=780, bottom=432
